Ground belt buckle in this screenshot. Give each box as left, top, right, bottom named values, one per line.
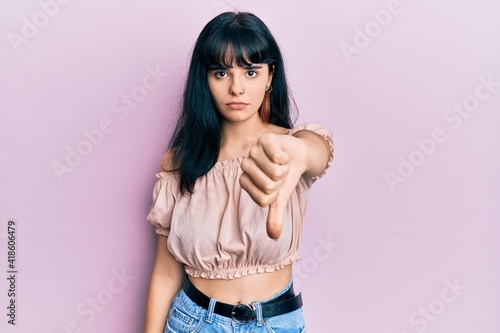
left=231, top=303, right=254, bottom=324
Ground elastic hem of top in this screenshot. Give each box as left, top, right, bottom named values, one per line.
left=185, top=254, right=300, bottom=279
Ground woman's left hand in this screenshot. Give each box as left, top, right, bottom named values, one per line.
left=240, top=133, right=308, bottom=240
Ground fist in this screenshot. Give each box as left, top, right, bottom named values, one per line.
left=239, top=133, right=308, bottom=239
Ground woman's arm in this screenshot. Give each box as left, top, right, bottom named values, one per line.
left=240, top=130, right=332, bottom=239
left=144, top=235, right=184, bottom=333
left=291, top=129, right=332, bottom=178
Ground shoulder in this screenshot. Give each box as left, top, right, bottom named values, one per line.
left=290, top=122, right=332, bottom=136
left=266, top=123, right=290, bottom=135
left=159, top=149, right=176, bottom=172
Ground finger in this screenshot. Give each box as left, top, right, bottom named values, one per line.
left=266, top=199, right=286, bottom=240
left=241, top=157, right=286, bottom=194
left=248, top=145, right=290, bottom=181
left=239, top=172, right=279, bottom=207
left=265, top=168, right=302, bottom=239
left=260, top=136, right=290, bottom=165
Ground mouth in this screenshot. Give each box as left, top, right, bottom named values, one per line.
left=226, top=102, right=249, bottom=110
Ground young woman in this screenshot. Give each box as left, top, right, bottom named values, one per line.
left=144, top=11, right=333, bottom=333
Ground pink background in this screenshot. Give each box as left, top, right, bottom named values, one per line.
left=1, top=0, right=499, bottom=332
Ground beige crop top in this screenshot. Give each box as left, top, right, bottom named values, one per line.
left=146, top=122, right=333, bottom=279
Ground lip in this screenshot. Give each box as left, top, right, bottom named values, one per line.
left=226, top=102, right=249, bottom=110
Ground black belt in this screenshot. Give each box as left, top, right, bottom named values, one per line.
left=182, top=277, right=303, bottom=324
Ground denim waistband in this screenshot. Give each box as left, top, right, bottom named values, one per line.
left=178, top=277, right=295, bottom=326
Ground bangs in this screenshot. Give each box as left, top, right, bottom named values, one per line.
left=203, top=26, right=273, bottom=68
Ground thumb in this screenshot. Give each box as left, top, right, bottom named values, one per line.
left=266, top=197, right=286, bottom=240
left=265, top=166, right=302, bottom=239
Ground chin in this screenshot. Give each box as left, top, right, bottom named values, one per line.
left=220, top=111, right=259, bottom=123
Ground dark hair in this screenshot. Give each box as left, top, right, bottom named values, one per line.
left=169, top=12, right=297, bottom=194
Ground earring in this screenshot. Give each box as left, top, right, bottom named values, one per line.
left=265, top=85, right=273, bottom=93
left=260, top=89, right=271, bottom=123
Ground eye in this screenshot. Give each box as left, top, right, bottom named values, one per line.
left=247, top=70, right=258, bottom=77
left=214, top=71, right=227, bottom=78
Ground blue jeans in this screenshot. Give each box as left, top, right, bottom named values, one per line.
left=164, top=279, right=306, bottom=332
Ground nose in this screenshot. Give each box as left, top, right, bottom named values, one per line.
left=229, top=76, right=244, bottom=95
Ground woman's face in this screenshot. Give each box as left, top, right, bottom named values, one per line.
left=207, top=61, right=272, bottom=124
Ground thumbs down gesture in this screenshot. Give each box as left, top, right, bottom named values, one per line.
left=239, top=133, right=308, bottom=240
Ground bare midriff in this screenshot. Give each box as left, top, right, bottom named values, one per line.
left=189, top=264, right=292, bottom=305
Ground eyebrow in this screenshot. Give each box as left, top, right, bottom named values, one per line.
left=244, top=64, right=263, bottom=70
left=209, top=64, right=263, bottom=71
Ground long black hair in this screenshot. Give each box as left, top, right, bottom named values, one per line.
left=169, top=12, right=297, bottom=194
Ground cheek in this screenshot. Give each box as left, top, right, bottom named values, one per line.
left=213, top=93, right=226, bottom=106
left=207, top=83, right=223, bottom=104
left=253, top=89, right=266, bottom=104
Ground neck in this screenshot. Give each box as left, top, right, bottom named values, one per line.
left=220, top=117, right=268, bottom=157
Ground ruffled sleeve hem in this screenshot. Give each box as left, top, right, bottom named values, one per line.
left=154, top=226, right=170, bottom=237
left=146, top=171, right=177, bottom=237
left=290, top=122, right=334, bottom=181
left=184, top=254, right=301, bottom=280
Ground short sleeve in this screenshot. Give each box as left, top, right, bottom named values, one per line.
left=290, top=122, right=334, bottom=189
left=146, top=172, right=176, bottom=236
